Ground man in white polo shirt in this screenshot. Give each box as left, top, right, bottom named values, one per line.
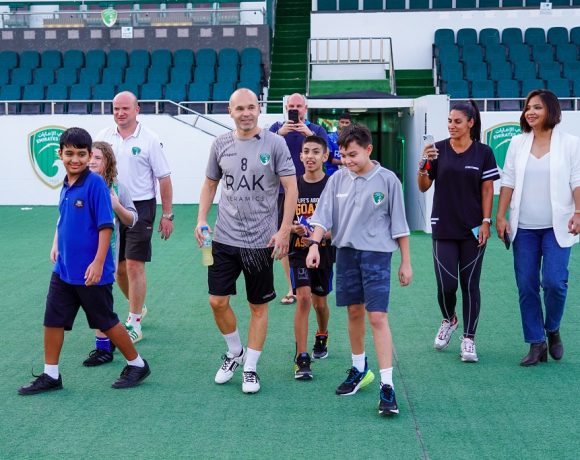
left=97, top=91, right=173, bottom=343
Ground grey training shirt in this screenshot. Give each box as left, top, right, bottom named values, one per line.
left=310, top=161, right=410, bottom=252
left=206, top=129, right=295, bottom=248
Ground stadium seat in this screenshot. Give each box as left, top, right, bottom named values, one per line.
left=524, top=28, right=546, bottom=46
left=514, top=61, right=537, bottom=80
left=572, top=78, right=580, bottom=97
left=92, top=83, right=116, bottom=114
left=489, top=61, right=513, bottom=81
left=86, top=49, right=106, bottom=70
left=457, top=28, right=478, bottom=47
left=218, top=48, right=239, bottom=68
left=471, top=79, right=495, bottom=110
left=102, top=67, right=124, bottom=86
left=0, top=84, right=22, bottom=114
left=440, top=62, right=464, bottom=85
left=432, top=0, right=452, bottom=7
left=538, top=62, right=562, bottom=80
left=186, top=82, right=211, bottom=112
left=434, top=29, right=455, bottom=49
left=571, top=27, right=580, bottom=46
left=479, top=28, right=500, bottom=47
left=0, top=50, right=18, bottom=70
left=68, top=83, right=92, bottom=114
left=502, top=0, right=525, bottom=6
left=164, top=83, right=186, bottom=114
left=464, top=62, right=488, bottom=81
left=117, top=82, right=140, bottom=98
left=455, top=0, right=476, bottom=7
left=496, top=79, right=521, bottom=111
left=212, top=82, right=235, bottom=113
left=338, top=0, right=358, bottom=10
left=151, top=49, right=172, bottom=69
left=461, top=44, right=484, bottom=65
left=21, top=84, right=45, bottom=114
left=385, top=0, right=405, bottom=8
left=532, top=44, right=555, bottom=64
left=485, top=44, right=508, bottom=64
left=547, top=78, right=572, bottom=109
left=147, top=67, right=169, bottom=85
left=409, top=0, right=430, bottom=9
left=41, top=50, right=62, bottom=70
left=124, top=66, right=147, bottom=86
left=502, top=28, right=524, bottom=46
left=56, top=68, right=78, bottom=86
left=446, top=80, right=469, bottom=99
left=521, top=78, right=545, bottom=97
left=63, top=50, right=85, bottom=70
left=241, top=48, right=262, bottom=66
left=45, top=83, right=68, bottom=114
left=20, top=51, right=40, bottom=69
left=556, top=44, right=578, bottom=64
left=173, top=49, right=195, bottom=68
left=237, top=80, right=261, bottom=97
left=363, top=0, right=383, bottom=9
left=508, top=44, right=531, bottom=64
left=170, top=66, right=193, bottom=86
left=317, top=0, right=338, bottom=11
left=0, top=68, right=9, bottom=86
left=10, top=68, right=32, bottom=86
left=547, top=27, right=569, bottom=46
left=478, top=0, right=500, bottom=7
left=140, top=83, right=164, bottom=113
left=194, top=65, right=216, bottom=84
left=108, top=50, right=129, bottom=69
left=437, top=44, right=460, bottom=64
left=563, top=62, right=580, bottom=80
left=239, top=64, right=262, bottom=82
left=33, top=68, right=55, bottom=86
left=196, top=49, right=217, bottom=68
left=216, top=65, right=239, bottom=85
left=129, top=49, right=150, bottom=68
left=79, top=67, right=101, bottom=86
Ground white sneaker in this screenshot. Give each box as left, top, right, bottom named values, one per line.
left=460, top=337, right=479, bottom=362
left=125, top=323, right=143, bottom=344
left=434, top=316, right=458, bottom=350
left=141, top=305, right=148, bottom=321
left=242, top=370, right=261, bottom=394
left=214, top=348, right=246, bottom=384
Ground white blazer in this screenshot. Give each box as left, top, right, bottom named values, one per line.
left=501, top=126, right=580, bottom=248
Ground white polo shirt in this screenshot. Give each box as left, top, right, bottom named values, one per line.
left=96, top=123, right=171, bottom=201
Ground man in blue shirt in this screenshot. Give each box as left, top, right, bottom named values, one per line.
left=326, top=112, right=352, bottom=176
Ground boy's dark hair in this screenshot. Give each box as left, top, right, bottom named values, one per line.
left=339, top=112, right=351, bottom=121
left=302, top=135, right=328, bottom=152
left=450, top=99, right=482, bottom=142
left=520, top=89, right=561, bottom=133
left=338, top=123, right=372, bottom=149
left=59, top=127, right=93, bottom=151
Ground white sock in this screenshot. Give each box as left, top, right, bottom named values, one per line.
left=44, top=364, right=59, bottom=379
left=380, top=367, right=394, bottom=387
left=244, top=348, right=261, bottom=372
left=127, top=313, right=142, bottom=330
left=223, top=329, right=243, bottom=356
left=127, top=354, right=145, bottom=368
left=352, top=352, right=366, bottom=373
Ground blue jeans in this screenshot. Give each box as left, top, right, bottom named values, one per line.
left=513, top=228, right=571, bottom=343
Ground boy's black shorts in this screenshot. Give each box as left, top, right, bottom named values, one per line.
left=290, top=265, right=333, bottom=297
left=208, top=241, right=276, bottom=305
left=119, top=198, right=156, bottom=263
left=44, top=273, right=120, bottom=331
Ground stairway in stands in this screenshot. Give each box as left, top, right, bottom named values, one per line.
left=394, top=69, right=436, bottom=97
left=267, top=0, right=310, bottom=112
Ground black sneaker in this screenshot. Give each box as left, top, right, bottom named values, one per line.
left=18, top=373, right=63, bottom=396
left=111, top=360, right=151, bottom=389
left=378, top=383, right=399, bottom=416
left=335, top=358, right=375, bottom=396
left=312, top=333, right=329, bottom=359
left=83, top=349, right=114, bottom=367
left=294, top=352, right=313, bottom=380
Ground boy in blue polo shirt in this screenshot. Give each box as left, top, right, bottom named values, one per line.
left=18, top=127, right=150, bottom=395
left=306, top=124, right=412, bottom=416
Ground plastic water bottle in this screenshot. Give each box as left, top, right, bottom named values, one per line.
left=201, top=226, right=213, bottom=266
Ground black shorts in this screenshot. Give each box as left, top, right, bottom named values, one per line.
left=119, top=198, right=156, bottom=262
left=44, top=273, right=119, bottom=331
left=208, top=241, right=276, bottom=305
left=290, top=265, right=333, bottom=297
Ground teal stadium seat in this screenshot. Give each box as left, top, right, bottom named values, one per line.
left=240, top=48, right=262, bottom=66
left=117, top=82, right=140, bottom=98
left=0, top=68, right=8, bottom=86
left=140, top=83, right=163, bottom=113
left=164, top=83, right=186, bottom=114
left=455, top=0, right=476, bottom=8
left=151, top=49, right=172, bottom=69
left=489, top=61, right=513, bottom=81
left=108, top=50, right=129, bottom=69
left=521, top=78, right=545, bottom=97
left=514, top=61, right=537, bottom=80
left=571, top=27, right=580, bottom=46
left=86, top=49, right=106, bottom=70
left=56, top=68, right=78, bottom=86
left=385, top=0, right=405, bottom=8
left=563, top=62, right=580, bottom=80
left=173, top=49, right=195, bottom=68
left=218, top=48, right=239, bottom=68
left=556, top=44, right=578, bottom=64
left=409, top=0, right=429, bottom=9
left=102, top=67, right=124, bottom=86
left=0, top=51, right=18, bottom=70
left=339, top=0, right=359, bottom=10
left=11, top=68, right=32, bottom=86
left=33, top=68, right=55, bottom=86
left=440, top=62, right=464, bottom=84
left=464, top=61, right=488, bottom=81
left=479, top=28, right=500, bottom=48
left=20, top=51, right=40, bottom=69
left=68, top=83, right=92, bottom=114
left=502, top=28, right=524, bottom=46
left=216, top=65, right=239, bottom=85
left=457, top=28, right=478, bottom=47
left=496, top=79, right=521, bottom=111
left=147, top=67, right=170, bottom=85
left=21, top=84, right=45, bottom=114
left=446, top=80, right=469, bottom=99
left=502, top=0, right=524, bottom=5
left=478, top=0, right=499, bottom=7
left=130, top=49, right=150, bottom=68
left=363, top=0, right=384, bottom=10
left=92, top=83, right=116, bottom=113
left=41, top=50, right=62, bottom=70
left=63, top=50, right=85, bottom=70
left=0, top=84, right=22, bottom=114
left=432, top=0, right=453, bottom=8
left=237, top=80, right=261, bottom=97
left=508, top=44, right=531, bottom=64
left=124, top=66, right=147, bottom=86
left=437, top=44, right=460, bottom=61
left=79, top=67, right=101, bottom=86
left=532, top=44, right=555, bottom=63
left=170, top=66, right=193, bottom=85
left=45, top=83, right=68, bottom=114
left=461, top=44, right=484, bottom=64
left=212, top=81, right=235, bottom=113
left=196, top=49, right=217, bottom=68
left=194, top=65, right=216, bottom=84
left=572, top=78, right=580, bottom=97
left=470, top=80, right=495, bottom=110
left=547, top=27, right=569, bottom=46
left=524, top=28, right=546, bottom=46
left=485, top=45, right=508, bottom=64
left=240, top=64, right=262, bottom=82
left=187, top=82, right=211, bottom=112
left=317, top=0, right=338, bottom=10
left=547, top=78, right=572, bottom=109
left=434, top=29, right=455, bottom=49
left=538, top=62, right=562, bottom=80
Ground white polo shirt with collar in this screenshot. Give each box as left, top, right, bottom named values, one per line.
left=96, top=122, right=171, bottom=201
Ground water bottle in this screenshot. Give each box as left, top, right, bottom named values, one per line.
left=200, top=226, right=213, bottom=266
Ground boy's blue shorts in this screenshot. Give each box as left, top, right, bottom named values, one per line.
left=335, top=248, right=392, bottom=313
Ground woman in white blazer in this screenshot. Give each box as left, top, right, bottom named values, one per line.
left=496, top=90, right=580, bottom=366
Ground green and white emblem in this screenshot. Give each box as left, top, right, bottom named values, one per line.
left=28, top=126, right=66, bottom=189
left=132, top=146, right=142, bottom=156
left=484, top=122, right=521, bottom=170
left=372, top=192, right=385, bottom=205
left=259, top=153, right=271, bottom=165
left=101, top=8, right=118, bottom=27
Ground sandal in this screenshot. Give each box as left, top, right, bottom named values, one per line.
left=280, top=294, right=297, bottom=305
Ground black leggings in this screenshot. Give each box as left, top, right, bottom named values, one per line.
left=432, top=239, right=486, bottom=338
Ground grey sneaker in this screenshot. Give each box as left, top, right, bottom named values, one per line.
left=460, top=337, right=478, bottom=362
left=434, top=316, right=458, bottom=350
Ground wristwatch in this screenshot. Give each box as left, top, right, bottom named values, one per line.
left=482, top=218, right=492, bottom=224
left=162, top=213, right=174, bottom=221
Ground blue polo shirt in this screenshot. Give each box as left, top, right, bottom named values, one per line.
left=54, top=168, right=115, bottom=285
left=326, top=131, right=341, bottom=176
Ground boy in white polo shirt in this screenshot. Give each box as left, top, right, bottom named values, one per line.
left=306, top=123, right=412, bottom=416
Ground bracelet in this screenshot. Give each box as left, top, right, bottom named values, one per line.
left=418, top=170, right=429, bottom=176
left=309, top=240, right=321, bottom=246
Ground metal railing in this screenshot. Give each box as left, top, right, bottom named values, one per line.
left=450, top=97, right=580, bottom=111
left=311, top=0, right=576, bottom=11
left=307, top=37, right=396, bottom=95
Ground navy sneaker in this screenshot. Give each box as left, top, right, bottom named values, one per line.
left=335, top=358, right=375, bottom=396
left=83, top=349, right=114, bottom=367
left=294, top=352, right=313, bottom=380
left=111, top=360, right=151, bottom=389
left=378, top=383, right=399, bottom=416
left=312, top=333, right=329, bottom=359
left=18, top=373, right=63, bottom=396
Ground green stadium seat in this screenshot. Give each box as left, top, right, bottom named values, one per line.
left=147, top=67, right=170, bottom=85
left=485, top=45, right=508, bottom=64
left=240, top=64, right=262, bottom=82
left=496, top=79, right=521, bottom=111
left=124, top=66, right=147, bottom=86
left=409, top=0, right=429, bottom=9
left=194, top=65, right=216, bottom=84
left=446, top=80, right=469, bottom=99
left=151, top=49, right=172, bottom=69
left=129, top=49, right=150, bottom=68
left=489, top=61, right=513, bottom=81
left=514, top=61, right=537, bottom=80
left=41, top=50, right=62, bottom=70
left=547, top=27, right=569, bottom=46
left=56, top=68, right=78, bottom=86
left=86, top=49, right=106, bottom=69
left=45, top=83, right=68, bottom=114
left=63, top=50, right=85, bottom=70
left=11, top=68, right=32, bottom=86
left=461, top=44, right=484, bottom=64
left=196, top=49, right=217, bottom=68
left=556, top=44, right=577, bottom=64
left=434, top=29, right=455, bottom=49
left=21, top=84, right=45, bottom=114
left=92, top=83, right=116, bottom=114
left=173, top=49, right=195, bottom=68
left=502, top=28, right=524, bottom=46
left=0, top=51, right=18, bottom=70
left=525, top=28, right=546, bottom=46
left=79, top=67, right=101, bottom=86
left=508, top=44, right=531, bottom=64
left=464, top=62, right=488, bottom=81
left=218, top=48, right=239, bottom=68
left=0, top=84, right=22, bottom=114
left=33, top=68, right=55, bottom=86
left=479, top=28, right=500, bottom=47
left=102, top=67, right=124, bottom=86
left=521, top=78, right=545, bottom=97
left=237, top=80, right=261, bottom=97
left=563, top=62, right=580, bottom=80
left=339, top=0, right=359, bottom=9
left=538, top=62, right=562, bottom=80
left=571, top=27, right=580, bottom=46
left=216, top=65, right=239, bottom=85
left=108, top=50, right=129, bottom=69
left=170, top=66, right=193, bottom=85
left=455, top=0, right=476, bottom=8
left=20, top=51, right=40, bottom=69
left=140, top=83, right=164, bottom=113
left=68, top=83, right=92, bottom=114
left=241, top=48, right=262, bottom=66
left=363, top=0, right=384, bottom=10
left=385, top=0, right=405, bottom=8
left=317, top=0, right=338, bottom=10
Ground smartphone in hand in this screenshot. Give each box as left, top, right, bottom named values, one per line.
left=288, top=109, right=299, bottom=123
left=503, top=231, right=511, bottom=250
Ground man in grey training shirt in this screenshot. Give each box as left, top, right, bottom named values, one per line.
left=195, top=89, right=298, bottom=394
